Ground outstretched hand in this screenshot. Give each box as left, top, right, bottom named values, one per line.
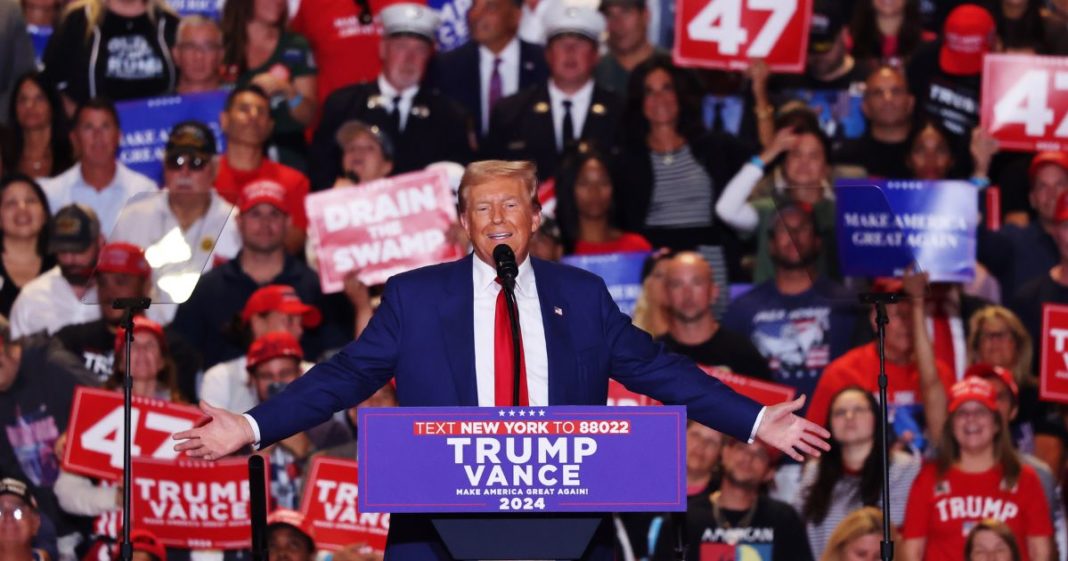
left=755, top=395, right=831, bottom=462
left=172, top=401, right=256, bottom=461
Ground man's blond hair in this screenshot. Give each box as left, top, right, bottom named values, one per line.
left=457, top=160, right=540, bottom=213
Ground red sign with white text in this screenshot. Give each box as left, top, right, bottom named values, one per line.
left=62, top=387, right=204, bottom=481
left=699, top=365, right=796, bottom=406
left=1040, top=304, right=1068, bottom=404
left=131, top=457, right=261, bottom=550
left=606, top=368, right=794, bottom=408
left=980, top=54, right=1068, bottom=152
left=300, top=457, right=388, bottom=552
left=305, top=169, right=464, bottom=292
left=673, top=0, right=812, bottom=72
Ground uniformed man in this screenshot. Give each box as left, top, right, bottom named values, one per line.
left=482, top=1, right=621, bottom=181
left=307, top=3, right=475, bottom=189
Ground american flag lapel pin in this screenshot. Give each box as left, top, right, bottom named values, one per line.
left=554, top=306, right=563, bottom=316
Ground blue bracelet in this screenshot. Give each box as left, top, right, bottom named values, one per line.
left=970, top=175, right=990, bottom=189
left=749, top=155, right=766, bottom=170
left=287, top=93, right=304, bottom=110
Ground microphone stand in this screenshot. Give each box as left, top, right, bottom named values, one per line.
left=859, top=291, right=899, bottom=561
left=114, top=297, right=151, bottom=561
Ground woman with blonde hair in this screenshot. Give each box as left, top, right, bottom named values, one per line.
left=819, top=506, right=885, bottom=561
left=42, top=0, right=178, bottom=111
left=965, top=519, right=1022, bottom=561
left=631, top=249, right=672, bottom=337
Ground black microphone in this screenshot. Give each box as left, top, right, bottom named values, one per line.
left=493, top=244, right=518, bottom=292
left=859, top=291, right=908, bottom=305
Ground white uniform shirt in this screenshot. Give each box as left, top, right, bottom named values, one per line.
left=40, top=162, right=157, bottom=236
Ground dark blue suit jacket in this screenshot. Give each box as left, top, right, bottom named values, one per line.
left=247, top=255, right=763, bottom=558
left=430, top=39, right=548, bottom=138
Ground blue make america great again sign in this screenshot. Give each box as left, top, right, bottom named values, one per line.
left=357, top=406, right=686, bottom=513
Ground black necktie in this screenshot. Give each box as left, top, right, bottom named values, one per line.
left=561, top=99, right=574, bottom=151
left=389, top=95, right=402, bottom=132
left=711, top=100, right=725, bottom=133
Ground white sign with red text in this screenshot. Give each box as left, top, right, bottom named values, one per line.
left=300, top=457, right=388, bottom=552
left=981, top=54, right=1068, bottom=152
left=62, top=387, right=204, bottom=481
left=673, top=0, right=812, bottom=72
left=305, top=169, right=464, bottom=291
left=1040, top=303, right=1068, bottom=404
left=131, top=457, right=261, bottom=549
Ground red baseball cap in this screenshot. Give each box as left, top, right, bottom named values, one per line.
left=115, top=316, right=167, bottom=357
left=129, top=529, right=167, bottom=561
left=948, top=378, right=999, bottom=414
left=939, top=4, right=995, bottom=76
left=1055, top=191, right=1068, bottom=224
left=964, top=362, right=1018, bottom=401
left=96, top=242, right=151, bottom=278
left=246, top=331, right=304, bottom=371
left=1028, top=151, right=1068, bottom=182
left=239, top=179, right=289, bottom=214
left=241, top=285, right=322, bottom=327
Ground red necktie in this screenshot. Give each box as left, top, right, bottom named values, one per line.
left=494, top=278, right=529, bottom=406
left=931, top=305, right=956, bottom=376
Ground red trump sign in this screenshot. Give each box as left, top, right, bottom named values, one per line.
left=62, top=387, right=204, bottom=481
left=1040, top=303, right=1068, bottom=404
left=305, top=169, right=464, bottom=291
left=673, top=0, right=812, bottom=72
left=131, top=457, right=261, bottom=549
left=300, top=457, right=388, bottom=552
left=981, top=54, right=1068, bottom=152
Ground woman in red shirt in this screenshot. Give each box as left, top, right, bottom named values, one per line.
left=553, top=150, right=652, bottom=256
left=901, top=378, right=1053, bottom=561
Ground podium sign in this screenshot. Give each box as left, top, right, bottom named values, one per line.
left=358, top=406, right=686, bottom=514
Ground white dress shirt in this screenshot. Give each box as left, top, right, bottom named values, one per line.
left=547, top=79, right=594, bottom=152
left=39, top=162, right=158, bottom=237
left=472, top=255, right=549, bottom=406
left=478, top=38, right=521, bottom=133
left=376, top=75, right=420, bottom=132
left=8, top=267, right=100, bottom=338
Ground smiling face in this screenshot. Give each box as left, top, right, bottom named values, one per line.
left=0, top=181, right=47, bottom=241
left=460, top=178, right=540, bottom=267
left=951, top=402, right=999, bottom=455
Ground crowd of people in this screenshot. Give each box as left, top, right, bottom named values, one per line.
left=0, top=0, right=1067, bottom=559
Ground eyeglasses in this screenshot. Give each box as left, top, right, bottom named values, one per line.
left=978, top=329, right=1013, bottom=342
left=0, top=505, right=27, bottom=520
left=165, top=153, right=210, bottom=171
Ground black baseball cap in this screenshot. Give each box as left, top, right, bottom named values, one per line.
left=49, top=204, right=100, bottom=253
left=165, top=120, right=217, bottom=157
left=809, top=0, right=845, bottom=53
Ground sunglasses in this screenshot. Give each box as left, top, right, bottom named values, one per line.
left=165, top=153, right=210, bottom=171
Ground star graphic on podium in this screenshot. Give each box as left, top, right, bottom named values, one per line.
left=498, top=410, right=506, bottom=417
left=508, top=410, right=516, bottom=417
left=538, top=410, right=546, bottom=417
left=519, top=410, right=526, bottom=417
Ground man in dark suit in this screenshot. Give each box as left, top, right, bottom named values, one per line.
left=306, top=3, right=475, bottom=189
left=175, top=159, right=831, bottom=560
left=431, top=0, right=548, bottom=139
left=482, top=2, right=621, bottom=180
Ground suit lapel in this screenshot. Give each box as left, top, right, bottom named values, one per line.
left=530, top=85, right=557, bottom=155
left=438, top=254, right=478, bottom=406
left=531, top=258, right=577, bottom=405
left=580, top=87, right=610, bottom=141
left=461, top=44, right=483, bottom=129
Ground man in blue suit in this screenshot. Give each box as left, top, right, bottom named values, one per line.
left=430, top=0, right=548, bottom=139
left=175, top=160, right=830, bottom=559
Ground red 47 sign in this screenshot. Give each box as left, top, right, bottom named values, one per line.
left=1040, top=304, right=1068, bottom=404
left=673, top=0, right=812, bottom=72
left=981, top=54, right=1068, bottom=152
left=62, top=387, right=205, bottom=480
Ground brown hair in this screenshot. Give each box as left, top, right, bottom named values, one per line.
left=107, top=342, right=184, bottom=404
left=819, top=507, right=887, bottom=561
left=936, top=407, right=1021, bottom=489
left=221, top=0, right=288, bottom=76
left=964, top=519, right=1021, bottom=561
left=456, top=160, right=539, bottom=213
left=967, top=306, right=1034, bottom=386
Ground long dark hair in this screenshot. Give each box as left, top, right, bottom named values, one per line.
left=849, top=0, right=925, bottom=62
left=986, top=0, right=1048, bottom=53
left=0, top=173, right=52, bottom=257
left=554, top=148, right=617, bottom=253
left=621, top=54, right=705, bottom=147
left=802, top=387, right=887, bottom=525
left=221, top=0, right=288, bottom=76
left=7, top=72, right=74, bottom=177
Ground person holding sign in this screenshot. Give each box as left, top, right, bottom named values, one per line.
left=332, top=120, right=394, bottom=186
left=174, top=159, right=831, bottom=559
left=1010, top=191, right=1068, bottom=368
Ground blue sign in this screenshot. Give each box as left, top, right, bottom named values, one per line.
left=835, top=179, right=978, bottom=282
left=116, top=91, right=228, bottom=183
left=169, top=0, right=224, bottom=19
left=358, top=406, right=686, bottom=513
left=562, top=251, right=650, bottom=317
left=782, top=87, right=866, bottom=140
left=429, top=0, right=471, bottom=52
